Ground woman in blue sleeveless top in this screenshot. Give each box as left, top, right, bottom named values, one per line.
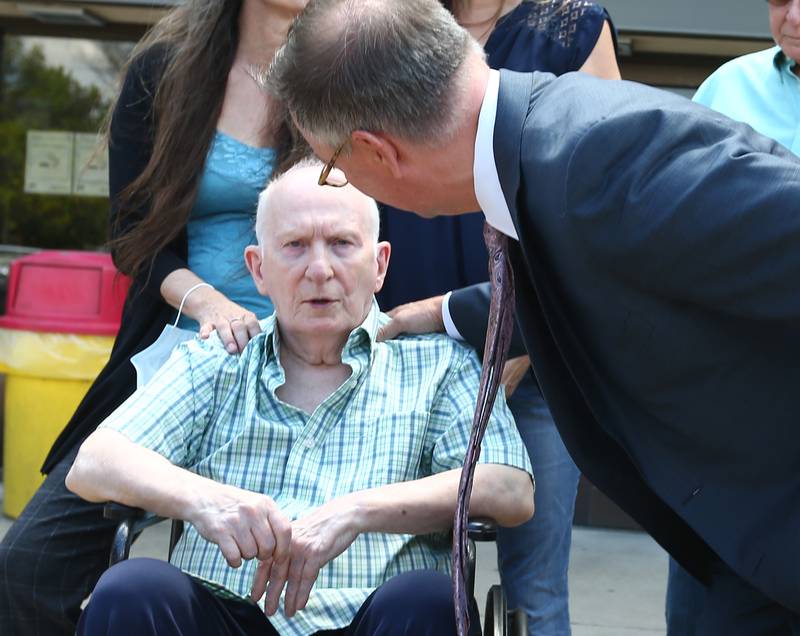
left=176, top=130, right=276, bottom=332
left=378, top=2, right=620, bottom=634
left=0, top=1, right=307, bottom=633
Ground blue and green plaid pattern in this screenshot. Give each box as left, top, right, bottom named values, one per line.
left=101, top=301, right=531, bottom=636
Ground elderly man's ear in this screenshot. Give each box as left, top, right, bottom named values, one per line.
left=244, top=246, right=269, bottom=297
left=375, top=241, right=391, bottom=292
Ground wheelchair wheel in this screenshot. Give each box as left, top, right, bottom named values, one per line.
left=483, top=584, right=507, bottom=636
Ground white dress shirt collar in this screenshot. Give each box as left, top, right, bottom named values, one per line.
left=474, top=69, right=519, bottom=241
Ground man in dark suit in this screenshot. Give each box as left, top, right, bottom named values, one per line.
left=268, top=0, right=800, bottom=632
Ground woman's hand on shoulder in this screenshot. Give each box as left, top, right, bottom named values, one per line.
left=160, top=269, right=262, bottom=354
left=196, top=298, right=261, bottom=355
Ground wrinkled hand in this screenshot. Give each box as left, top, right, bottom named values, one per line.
left=196, top=297, right=261, bottom=355
left=251, top=498, right=359, bottom=617
left=502, top=355, right=530, bottom=399
left=377, top=295, right=445, bottom=342
left=190, top=484, right=291, bottom=570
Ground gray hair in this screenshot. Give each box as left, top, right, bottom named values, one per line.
left=267, top=0, right=479, bottom=147
left=255, top=158, right=381, bottom=247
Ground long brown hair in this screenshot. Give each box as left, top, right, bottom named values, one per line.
left=107, top=0, right=298, bottom=281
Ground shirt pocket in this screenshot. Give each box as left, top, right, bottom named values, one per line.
left=191, top=416, right=291, bottom=493
left=340, top=411, right=431, bottom=491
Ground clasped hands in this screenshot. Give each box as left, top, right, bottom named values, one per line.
left=190, top=484, right=358, bottom=618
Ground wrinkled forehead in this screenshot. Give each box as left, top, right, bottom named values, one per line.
left=261, top=167, right=372, bottom=237
left=272, top=202, right=367, bottom=240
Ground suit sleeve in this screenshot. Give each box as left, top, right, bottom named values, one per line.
left=566, top=99, right=800, bottom=321
left=448, top=282, right=528, bottom=358
left=108, top=47, right=188, bottom=298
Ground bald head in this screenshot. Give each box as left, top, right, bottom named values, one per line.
left=255, top=161, right=380, bottom=251
left=268, top=0, right=479, bottom=147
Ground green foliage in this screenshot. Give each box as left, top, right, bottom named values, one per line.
left=0, top=37, right=111, bottom=249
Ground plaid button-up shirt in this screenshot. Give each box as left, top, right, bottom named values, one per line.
left=101, top=302, right=532, bottom=636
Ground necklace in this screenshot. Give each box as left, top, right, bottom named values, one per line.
left=466, top=19, right=500, bottom=44
left=458, top=2, right=509, bottom=45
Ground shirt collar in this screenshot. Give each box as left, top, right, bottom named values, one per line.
left=262, top=298, right=381, bottom=370
left=341, top=299, right=381, bottom=361
left=474, top=69, right=519, bottom=241
left=773, top=47, right=798, bottom=77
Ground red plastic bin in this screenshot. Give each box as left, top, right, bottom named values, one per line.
left=0, top=250, right=130, bottom=335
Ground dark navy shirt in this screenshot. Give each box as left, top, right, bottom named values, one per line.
left=377, top=0, right=615, bottom=310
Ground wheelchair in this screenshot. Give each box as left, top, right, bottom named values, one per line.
left=104, top=503, right=526, bottom=636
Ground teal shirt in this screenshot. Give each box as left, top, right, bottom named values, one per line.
left=177, top=131, right=275, bottom=329
left=100, top=303, right=532, bottom=636
left=693, top=46, right=800, bottom=154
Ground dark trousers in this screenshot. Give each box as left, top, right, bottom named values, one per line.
left=666, top=556, right=707, bottom=635
left=0, top=448, right=117, bottom=636
left=667, top=556, right=800, bottom=636
left=78, top=559, right=480, bottom=636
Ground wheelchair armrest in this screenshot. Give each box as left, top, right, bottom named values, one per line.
left=467, top=517, right=497, bottom=542
left=104, top=503, right=168, bottom=567
left=463, top=517, right=498, bottom=600
left=104, top=503, right=165, bottom=532
left=103, top=502, right=146, bottom=521
left=104, top=503, right=184, bottom=566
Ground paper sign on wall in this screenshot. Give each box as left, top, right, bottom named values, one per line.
left=73, top=133, right=109, bottom=197
left=24, top=131, right=74, bottom=195
left=24, top=130, right=108, bottom=198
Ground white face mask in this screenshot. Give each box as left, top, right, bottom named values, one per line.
left=129, top=282, right=213, bottom=389
left=130, top=323, right=196, bottom=389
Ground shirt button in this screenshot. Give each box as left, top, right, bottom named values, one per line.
left=303, top=438, right=314, bottom=449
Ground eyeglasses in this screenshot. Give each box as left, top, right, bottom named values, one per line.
left=318, top=141, right=349, bottom=187
left=767, top=0, right=793, bottom=6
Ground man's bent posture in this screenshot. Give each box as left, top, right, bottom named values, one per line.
left=67, top=163, right=533, bottom=636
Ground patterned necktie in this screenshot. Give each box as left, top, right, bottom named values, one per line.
left=452, top=223, right=515, bottom=636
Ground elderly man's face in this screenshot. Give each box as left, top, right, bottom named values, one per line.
left=770, top=0, right=800, bottom=63
left=247, top=167, right=390, bottom=339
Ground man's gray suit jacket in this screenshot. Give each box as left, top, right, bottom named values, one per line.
left=450, top=69, right=800, bottom=611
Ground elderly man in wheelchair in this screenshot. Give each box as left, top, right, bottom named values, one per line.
left=66, top=161, right=534, bottom=636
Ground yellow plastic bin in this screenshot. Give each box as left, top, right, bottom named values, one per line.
left=0, top=251, right=129, bottom=518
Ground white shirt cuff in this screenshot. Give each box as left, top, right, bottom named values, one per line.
left=441, top=291, right=464, bottom=341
